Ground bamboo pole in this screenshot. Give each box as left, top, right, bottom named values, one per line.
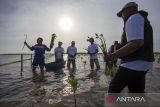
left=21, top=54, right=23, bottom=72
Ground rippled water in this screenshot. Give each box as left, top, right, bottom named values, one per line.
left=0, top=54, right=160, bottom=107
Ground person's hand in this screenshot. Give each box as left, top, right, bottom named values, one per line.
left=24, top=41, right=27, bottom=45
left=104, top=54, right=114, bottom=62
left=50, top=45, right=53, bottom=49
left=69, top=55, right=74, bottom=58
left=52, top=33, right=56, bottom=38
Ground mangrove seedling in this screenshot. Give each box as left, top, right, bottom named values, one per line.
left=95, top=33, right=116, bottom=77
left=50, top=33, right=56, bottom=48
left=67, top=78, right=78, bottom=107
left=83, top=60, right=87, bottom=68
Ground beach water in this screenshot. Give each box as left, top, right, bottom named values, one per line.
left=0, top=54, right=160, bottom=107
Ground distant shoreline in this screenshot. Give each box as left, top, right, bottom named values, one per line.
left=0, top=53, right=91, bottom=55
left=0, top=52, right=159, bottom=55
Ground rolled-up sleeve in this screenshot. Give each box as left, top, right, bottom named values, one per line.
left=125, top=14, right=144, bottom=42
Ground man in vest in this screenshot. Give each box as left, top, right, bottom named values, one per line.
left=104, top=2, right=154, bottom=93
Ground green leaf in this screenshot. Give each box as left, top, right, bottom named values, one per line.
left=67, top=78, right=78, bottom=93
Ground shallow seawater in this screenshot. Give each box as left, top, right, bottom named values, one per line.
left=0, top=54, right=160, bottom=107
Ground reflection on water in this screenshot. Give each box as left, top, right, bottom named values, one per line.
left=0, top=55, right=160, bottom=107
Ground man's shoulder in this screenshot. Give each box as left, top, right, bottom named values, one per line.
left=130, top=13, right=144, bottom=21
left=42, top=44, right=47, bottom=47
left=67, top=46, right=72, bottom=49
left=55, top=47, right=58, bottom=50
left=93, top=43, right=98, bottom=47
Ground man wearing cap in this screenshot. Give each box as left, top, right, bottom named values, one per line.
left=67, top=41, right=77, bottom=70
left=88, top=38, right=100, bottom=71
left=104, top=2, right=154, bottom=93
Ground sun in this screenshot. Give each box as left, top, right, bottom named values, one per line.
left=59, top=16, right=73, bottom=31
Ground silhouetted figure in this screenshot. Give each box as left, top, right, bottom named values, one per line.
left=67, top=41, right=77, bottom=70
left=54, top=41, right=64, bottom=63
left=24, top=37, right=53, bottom=74
left=104, top=2, right=154, bottom=93
left=87, top=38, right=100, bottom=71
left=108, top=41, right=121, bottom=68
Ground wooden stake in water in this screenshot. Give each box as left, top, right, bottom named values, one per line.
left=21, top=54, right=23, bottom=72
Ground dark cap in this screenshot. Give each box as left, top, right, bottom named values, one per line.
left=58, top=41, right=62, bottom=44
left=88, top=37, right=94, bottom=42
left=117, top=2, right=138, bottom=17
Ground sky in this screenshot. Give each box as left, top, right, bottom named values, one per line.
left=0, top=0, right=160, bottom=54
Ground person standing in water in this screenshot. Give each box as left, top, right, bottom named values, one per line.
left=104, top=2, right=154, bottom=93
left=67, top=41, right=77, bottom=70
left=87, top=38, right=100, bottom=71
left=54, top=41, right=64, bottom=63
left=24, top=35, right=55, bottom=74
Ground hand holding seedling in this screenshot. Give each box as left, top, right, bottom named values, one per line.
left=50, top=33, right=56, bottom=49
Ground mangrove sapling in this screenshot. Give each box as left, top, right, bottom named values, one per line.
left=83, top=60, right=87, bottom=68
left=67, top=77, right=78, bottom=107
left=94, top=33, right=115, bottom=77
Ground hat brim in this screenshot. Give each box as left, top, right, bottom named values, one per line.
left=117, top=7, right=126, bottom=17
left=117, top=10, right=123, bottom=17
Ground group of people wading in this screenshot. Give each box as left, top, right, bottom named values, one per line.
left=24, top=2, right=154, bottom=94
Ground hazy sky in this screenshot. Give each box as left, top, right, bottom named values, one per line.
left=0, top=0, right=160, bottom=53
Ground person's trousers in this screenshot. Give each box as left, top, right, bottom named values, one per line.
left=90, top=59, right=100, bottom=70
left=67, top=59, right=76, bottom=69
left=108, top=66, right=147, bottom=93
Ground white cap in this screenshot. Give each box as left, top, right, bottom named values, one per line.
left=117, top=2, right=138, bottom=17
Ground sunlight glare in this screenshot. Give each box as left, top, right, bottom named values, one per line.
left=59, top=16, right=73, bottom=31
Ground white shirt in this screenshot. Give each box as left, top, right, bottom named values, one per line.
left=108, top=46, right=112, bottom=54
left=67, top=46, right=77, bottom=59
left=54, top=47, right=64, bottom=60
left=120, top=13, right=153, bottom=71
left=88, top=43, right=99, bottom=59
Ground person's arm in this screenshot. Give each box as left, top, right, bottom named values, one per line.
left=105, top=39, right=144, bottom=61
left=74, top=48, right=77, bottom=57
left=45, top=45, right=52, bottom=51
left=24, top=41, right=33, bottom=51
left=61, top=48, right=64, bottom=59
left=87, top=46, right=90, bottom=54
left=54, top=48, right=57, bottom=60
left=67, top=47, right=69, bottom=54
